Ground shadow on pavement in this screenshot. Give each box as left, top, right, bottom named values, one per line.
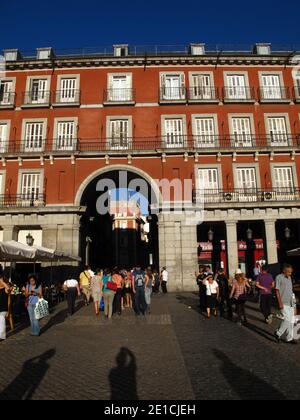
left=109, top=347, right=138, bottom=400
left=213, top=349, right=286, bottom=400
left=0, top=349, right=56, bottom=401
left=40, top=300, right=85, bottom=335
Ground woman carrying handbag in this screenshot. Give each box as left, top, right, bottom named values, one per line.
left=102, top=269, right=117, bottom=319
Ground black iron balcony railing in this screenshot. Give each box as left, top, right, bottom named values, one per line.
left=193, top=188, right=300, bottom=204
left=22, top=91, right=51, bottom=106
left=223, top=86, right=256, bottom=101
left=188, top=87, right=220, bottom=102
left=0, top=194, right=46, bottom=208
left=160, top=86, right=187, bottom=102
left=103, top=88, right=136, bottom=103
left=52, top=90, right=81, bottom=105
left=259, top=86, right=291, bottom=101
left=0, top=92, right=16, bottom=107
left=0, top=134, right=299, bottom=155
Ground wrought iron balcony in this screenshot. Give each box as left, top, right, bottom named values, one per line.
left=159, top=87, right=187, bottom=102
left=0, top=92, right=16, bottom=108
left=193, top=188, right=300, bottom=204
left=259, top=86, right=291, bottom=102
left=223, top=87, right=256, bottom=102
left=52, top=90, right=81, bottom=106
left=22, top=91, right=51, bottom=106
left=0, top=134, right=299, bottom=156
left=0, top=194, right=46, bottom=208
left=188, top=87, right=220, bottom=102
left=103, top=89, right=136, bottom=104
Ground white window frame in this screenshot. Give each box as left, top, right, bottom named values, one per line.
left=0, top=120, right=11, bottom=153
left=56, top=74, right=80, bottom=104
left=228, top=114, right=255, bottom=148
left=233, top=164, right=261, bottom=202
left=54, top=117, right=78, bottom=151
left=107, top=73, right=133, bottom=102
left=0, top=77, right=16, bottom=106
left=264, top=113, right=291, bottom=147
left=192, top=114, right=218, bottom=148
left=0, top=170, right=6, bottom=197
left=17, top=169, right=44, bottom=205
left=161, top=115, right=187, bottom=148
left=194, top=164, right=223, bottom=203
left=160, top=72, right=186, bottom=101
left=259, top=71, right=286, bottom=101
left=188, top=71, right=216, bottom=101
left=271, top=163, right=298, bottom=201
left=223, top=71, right=251, bottom=100
left=106, top=116, right=132, bottom=150
left=21, top=118, right=47, bottom=153
left=24, top=75, right=51, bottom=105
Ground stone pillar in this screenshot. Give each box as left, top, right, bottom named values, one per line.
left=42, top=225, right=58, bottom=250
left=226, top=221, right=238, bottom=277
left=264, top=219, right=278, bottom=265
left=158, top=213, right=198, bottom=292
left=2, top=226, right=18, bottom=242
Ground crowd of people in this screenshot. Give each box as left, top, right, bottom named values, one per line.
left=64, top=266, right=169, bottom=320
left=196, top=263, right=299, bottom=344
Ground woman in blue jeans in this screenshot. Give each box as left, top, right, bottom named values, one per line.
left=25, top=275, right=42, bottom=336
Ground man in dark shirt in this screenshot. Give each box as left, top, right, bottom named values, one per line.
left=216, top=269, right=232, bottom=319
left=256, top=265, right=275, bottom=324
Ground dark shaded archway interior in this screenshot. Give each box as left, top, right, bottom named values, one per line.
left=80, top=170, right=159, bottom=270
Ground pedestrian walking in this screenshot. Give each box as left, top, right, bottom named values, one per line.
left=161, top=267, right=169, bottom=294
left=256, top=265, right=275, bottom=324
left=25, top=275, right=42, bottom=337
left=275, top=264, right=297, bottom=345
left=103, top=270, right=116, bottom=320
left=112, top=269, right=124, bottom=316
left=145, top=268, right=153, bottom=314
left=132, top=266, right=147, bottom=316
left=0, top=276, right=11, bottom=341
left=122, top=270, right=132, bottom=309
left=216, top=269, right=232, bottom=319
left=153, top=270, right=160, bottom=294
left=90, top=269, right=103, bottom=316
left=230, top=273, right=250, bottom=326
left=63, top=276, right=81, bottom=316
left=196, top=267, right=207, bottom=313
left=204, top=274, right=219, bottom=318
left=79, top=266, right=92, bottom=306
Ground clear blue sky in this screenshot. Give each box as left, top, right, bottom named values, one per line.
left=1, top=0, right=300, bottom=51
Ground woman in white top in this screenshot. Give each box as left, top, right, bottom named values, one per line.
left=204, top=275, right=219, bottom=318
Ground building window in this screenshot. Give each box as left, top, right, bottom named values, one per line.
left=261, top=74, right=282, bottom=100
left=0, top=173, right=3, bottom=196
left=27, top=79, right=49, bottom=104
left=58, top=78, right=78, bottom=103
left=267, top=117, right=289, bottom=146
left=190, top=74, right=213, bottom=100
left=163, top=118, right=185, bottom=148
left=160, top=73, right=185, bottom=101
left=295, top=78, right=300, bottom=99
left=109, top=119, right=131, bottom=150
left=236, top=167, right=257, bottom=202
left=20, top=173, right=41, bottom=201
left=24, top=122, right=45, bottom=152
left=55, top=120, right=77, bottom=151
left=107, top=74, right=132, bottom=102
left=193, top=117, right=216, bottom=148
left=231, top=117, right=253, bottom=147
left=273, top=167, right=295, bottom=200
left=225, top=74, right=247, bottom=99
left=0, top=123, right=8, bottom=153
left=198, top=168, right=219, bottom=203
left=0, top=80, right=14, bottom=105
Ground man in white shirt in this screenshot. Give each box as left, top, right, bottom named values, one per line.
left=161, top=267, right=169, bottom=294
left=64, top=277, right=81, bottom=316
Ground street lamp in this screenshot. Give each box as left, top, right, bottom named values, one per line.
left=246, top=227, right=253, bottom=241
left=285, top=226, right=291, bottom=240
left=208, top=227, right=214, bottom=243
left=26, top=233, right=34, bottom=247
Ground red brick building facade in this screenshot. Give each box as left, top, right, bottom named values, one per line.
left=1, top=43, right=300, bottom=289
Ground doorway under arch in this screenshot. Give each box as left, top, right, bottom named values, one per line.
left=79, top=168, right=159, bottom=270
